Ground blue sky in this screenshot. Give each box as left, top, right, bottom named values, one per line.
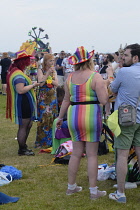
left=0, top=0, right=140, bottom=54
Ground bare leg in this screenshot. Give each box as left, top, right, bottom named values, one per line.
left=105, top=101, right=111, bottom=117
left=134, top=146, right=140, bottom=173
left=116, top=149, right=129, bottom=193
left=68, top=142, right=85, bottom=185
left=86, top=142, right=99, bottom=187
left=2, top=84, right=7, bottom=94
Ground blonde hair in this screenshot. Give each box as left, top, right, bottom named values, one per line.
left=74, top=57, right=94, bottom=71
left=3, top=52, right=8, bottom=58
left=42, top=53, right=54, bottom=70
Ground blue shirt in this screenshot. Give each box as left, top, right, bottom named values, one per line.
left=56, top=58, right=64, bottom=76
left=110, top=62, right=140, bottom=123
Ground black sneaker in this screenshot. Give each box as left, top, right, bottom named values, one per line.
left=18, top=149, right=35, bottom=156
left=24, top=144, right=32, bottom=152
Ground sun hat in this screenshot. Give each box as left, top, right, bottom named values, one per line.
left=0, top=192, right=19, bottom=205
left=13, top=50, right=32, bottom=61
left=68, top=46, right=94, bottom=65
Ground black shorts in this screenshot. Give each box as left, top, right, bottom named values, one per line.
left=21, top=94, right=32, bottom=119
left=1, top=72, right=7, bottom=84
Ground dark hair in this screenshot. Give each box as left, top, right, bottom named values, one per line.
left=115, top=51, right=119, bottom=56
left=125, top=43, right=140, bottom=61
left=35, top=55, right=39, bottom=61
left=107, top=54, right=114, bottom=62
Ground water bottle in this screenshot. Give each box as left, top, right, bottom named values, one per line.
left=32, top=75, right=36, bottom=83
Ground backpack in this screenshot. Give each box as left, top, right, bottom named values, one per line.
left=54, top=153, right=71, bottom=165
left=126, top=147, right=140, bottom=182
left=54, top=140, right=72, bottom=165
left=98, top=139, right=109, bottom=156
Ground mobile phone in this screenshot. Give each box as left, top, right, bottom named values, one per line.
left=39, top=81, right=45, bottom=83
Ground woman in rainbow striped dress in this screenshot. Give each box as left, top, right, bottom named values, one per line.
left=56, top=46, right=109, bottom=200
left=6, top=50, right=40, bottom=156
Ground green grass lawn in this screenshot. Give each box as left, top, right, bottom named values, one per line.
left=0, top=93, right=140, bottom=210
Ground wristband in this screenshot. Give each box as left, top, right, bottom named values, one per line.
left=109, top=76, right=114, bottom=79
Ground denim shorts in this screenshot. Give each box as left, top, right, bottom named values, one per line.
left=114, top=123, right=140, bottom=149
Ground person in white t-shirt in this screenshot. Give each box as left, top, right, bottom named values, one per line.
left=99, top=53, right=104, bottom=67
left=93, top=60, right=99, bottom=72
left=112, top=52, right=120, bottom=76
left=61, top=52, right=74, bottom=81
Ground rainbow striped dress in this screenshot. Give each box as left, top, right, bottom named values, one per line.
left=6, top=69, right=37, bottom=125
left=67, top=72, right=102, bottom=142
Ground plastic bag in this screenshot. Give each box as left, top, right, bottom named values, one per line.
left=0, top=171, right=12, bottom=186
left=53, top=140, right=73, bottom=165
left=97, top=164, right=115, bottom=181
left=55, top=140, right=72, bottom=158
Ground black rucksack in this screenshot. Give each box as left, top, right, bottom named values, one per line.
left=98, top=139, right=109, bottom=156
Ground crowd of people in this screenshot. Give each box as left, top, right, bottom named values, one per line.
left=0, top=43, right=140, bottom=204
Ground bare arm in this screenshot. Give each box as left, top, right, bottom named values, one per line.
left=92, top=73, right=109, bottom=105
left=37, top=68, right=58, bottom=87
left=56, top=64, right=63, bottom=70
left=16, top=81, right=40, bottom=94
left=56, top=80, right=70, bottom=129
left=105, top=65, right=114, bottom=86
left=37, top=68, right=50, bottom=86
left=52, top=70, right=58, bottom=87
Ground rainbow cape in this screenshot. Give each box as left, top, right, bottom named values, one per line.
left=6, top=69, right=37, bottom=124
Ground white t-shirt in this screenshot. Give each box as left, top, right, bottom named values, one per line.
left=99, top=54, right=103, bottom=63
left=112, top=61, right=119, bottom=71
left=95, top=64, right=99, bottom=72
left=61, top=57, right=74, bottom=73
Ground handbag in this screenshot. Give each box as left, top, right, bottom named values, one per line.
left=98, top=140, right=109, bottom=156
left=54, top=140, right=72, bottom=164
left=55, top=140, right=72, bottom=158
left=118, top=104, right=136, bottom=126
left=54, top=153, right=71, bottom=165
left=118, top=97, right=140, bottom=127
